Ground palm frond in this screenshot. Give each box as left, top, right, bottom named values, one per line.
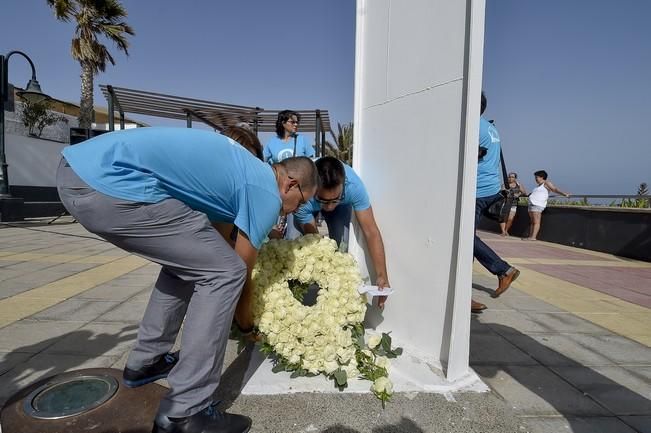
left=47, top=0, right=76, bottom=20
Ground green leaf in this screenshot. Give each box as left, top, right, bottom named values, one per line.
left=333, top=369, right=348, bottom=387
left=381, top=333, right=392, bottom=352
left=272, top=363, right=286, bottom=374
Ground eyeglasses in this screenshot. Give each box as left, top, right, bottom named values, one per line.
left=315, top=188, right=344, bottom=205
left=289, top=176, right=306, bottom=205
left=286, top=120, right=299, bottom=125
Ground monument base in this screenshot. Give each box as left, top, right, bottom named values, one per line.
left=239, top=346, right=488, bottom=396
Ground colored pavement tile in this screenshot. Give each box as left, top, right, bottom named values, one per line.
left=523, top=264, right=651, bottom=308
left=476, top=231, right=651, bottom=347
left=482, top=238, right=616, bottom=261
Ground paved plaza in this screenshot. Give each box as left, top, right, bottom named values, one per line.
left=0, top=218, right=649, bottom=432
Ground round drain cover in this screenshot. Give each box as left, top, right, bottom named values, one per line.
left=24, top=375, right=118, bottom=419
left=1, top=368, right=167, bottom=433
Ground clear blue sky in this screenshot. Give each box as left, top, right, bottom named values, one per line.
left=0, top=0, right=356, bottom=133
left=483, top=0, right=651, bottom=195
left=2, top=1, right=649, bottom=195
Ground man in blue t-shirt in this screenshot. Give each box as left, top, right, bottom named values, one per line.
left=473, top=92, right=520, bottom=313
left=293, top=157, right=390, bottom=308
left=57, top=126, right=317, bottom=433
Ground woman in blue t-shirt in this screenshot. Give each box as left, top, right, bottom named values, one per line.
left=264, top=110, right=315, bottom=238
left=263, top=110, right=315, bottom=163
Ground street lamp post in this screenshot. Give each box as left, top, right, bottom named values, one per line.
left=0, top=50, right=50, bottom=198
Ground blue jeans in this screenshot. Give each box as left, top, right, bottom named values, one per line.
left=475, top=193, right=511, bottom=276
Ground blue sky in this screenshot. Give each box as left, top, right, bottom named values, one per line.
left=2, top=1, right=649, bottom=195
left=483, top=0, right=651, bottom=196
left=0, top=0, right=356, bottom=133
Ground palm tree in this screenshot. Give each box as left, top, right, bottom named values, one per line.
left=46, top=0, right=134, bottom=129
left=325, top=122, right=354, bottom=164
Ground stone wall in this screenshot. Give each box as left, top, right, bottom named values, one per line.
left=4, top=104, right=77, bottom=143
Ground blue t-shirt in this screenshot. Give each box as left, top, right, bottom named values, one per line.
left=476, top=117, right=502, bottom=198
left=263, top=134, right=315, bottom=163
left=294, top=163, right=370, bottom=224
left=62, top=127, right=280, bottom=249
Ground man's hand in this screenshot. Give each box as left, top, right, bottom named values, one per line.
left=375, top=275, right=390, bottom=309
left=268, top=226, right=284, bottom=239
left=234, top=290, right=254, bottom=331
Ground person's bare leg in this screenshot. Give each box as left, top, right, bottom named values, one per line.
left=505, top=212, right=516, bottom=235
left=529, top=212, right=542, bottom=240
left=527, top=211, right=535, bottom=239
left=499, top=222, right=508, bottom=236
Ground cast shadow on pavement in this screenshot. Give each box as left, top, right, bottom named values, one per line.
left=321, top=417, right=424, bottom=433
left=471, top=315, right=651, bottom=433
left=0, top=325, right=138, bottom=407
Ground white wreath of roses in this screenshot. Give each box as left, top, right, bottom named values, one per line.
left=251, top=235, right=367, bottom=378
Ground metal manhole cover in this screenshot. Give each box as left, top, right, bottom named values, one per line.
left=23, top=375, right=118, bottom=419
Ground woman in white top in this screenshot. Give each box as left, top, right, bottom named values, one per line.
left=526, top=170, right=570, bottom=240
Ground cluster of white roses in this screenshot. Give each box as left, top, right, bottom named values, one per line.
left=251, top=235, right=395, bottom=401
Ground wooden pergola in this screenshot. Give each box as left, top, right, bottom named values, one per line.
left=100, top=85, right=333, bottom=156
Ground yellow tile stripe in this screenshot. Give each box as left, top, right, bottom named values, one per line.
left=0, top=255, right=148, bottom=329
left=0, top=251, right=126, bottom=264
left=473, top=262, right=651, bottom=347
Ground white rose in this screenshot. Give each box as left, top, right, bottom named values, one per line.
left=371, top=377, right=393, bottom=395
left=322, top=345, right=337, bottom=362
left=269, top=322, right=282, bottom=335
left=336, top=347, right=355, bottom=364
left=323, top=360, right=339, bottom=374
left=375, top=356, right=391, bottom=372
left=367, top=334, right=382, bottom=349
left=343, top=363, right=360, bottom=379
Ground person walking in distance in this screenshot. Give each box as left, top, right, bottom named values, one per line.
left=472, top=92, right=521, bottom=313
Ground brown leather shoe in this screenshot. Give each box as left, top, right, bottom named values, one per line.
left=493, top=267, right=520, bottom=298
left=471, top=299, right=487, bottom=313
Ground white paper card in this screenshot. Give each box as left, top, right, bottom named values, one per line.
left=358, top=285, right=395, bottom=297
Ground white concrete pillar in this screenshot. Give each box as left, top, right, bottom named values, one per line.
left=351, top=0, right=486, bottom=381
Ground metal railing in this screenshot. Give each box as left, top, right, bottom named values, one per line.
left=541, top=194, right=651, bottom=208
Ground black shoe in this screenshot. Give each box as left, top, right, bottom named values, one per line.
left=153, top=403, right=252, bottom=433
left=123, top=352, right=178, bottom=388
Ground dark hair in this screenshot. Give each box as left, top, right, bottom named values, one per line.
left=508, top=172, right=518, bottom=179
left=275, top=110, right=301, bottom=138
left=222, top=126, right=263, bottom=160
left=534, top=170, right=548, bottom=180
left=315, top=156, right=345, bottom=189
left=480, top=91, right=487, bottom=115
left=278, top=156, right=319, bottom=190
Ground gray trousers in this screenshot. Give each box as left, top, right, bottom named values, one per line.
left=56, top=158, right=246, bottom=417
